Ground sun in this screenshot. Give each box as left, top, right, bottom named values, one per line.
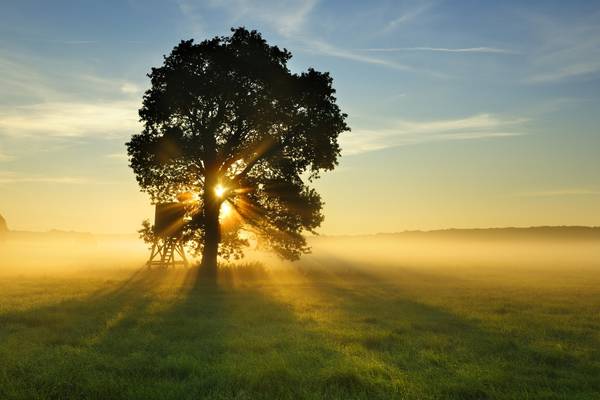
left=214, top=184, right=226, bottom=198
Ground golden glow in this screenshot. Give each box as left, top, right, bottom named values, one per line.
left=215, top=184, right=226, bottom=198
left=220, top=201, right=232, bottom=219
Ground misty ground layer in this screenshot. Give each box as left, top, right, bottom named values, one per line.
left=0, top=253, right=599, bottom=399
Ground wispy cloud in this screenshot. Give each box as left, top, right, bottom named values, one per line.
left=341, top=113, right=527, bottom=155
left=177, top=0, right=449, bottom=76
left=255, top=0, right=317, bottom=36
left=528, top=62, right=600, bottom=83
left=119, top=82, right=141, bottom=94
left=77, top=74, right=142, bottom=96
left=0, top=52, right=143, bottom=142
left=300, top=39, right=448, bottom=78
left=0, top=101, right=140, bottom=138
left=0, top=54, right=63, bottom=101
left=526, top=13, right=600, bottom=83
left=179, top=0, right=317, bottom=37
left=177, top=0, right=206, bottom=36
left=106, top=152, right=128, bottom=160
left=0, top=51, right=143, bottom=105
left=360, top=47, right=516, bottom=54
left=382, top=2, right=434, bottom=33
left=0, top=171, right=121, bottom=185
left=304, top=40, right=418, bottom=72
left=0, top=172, right=90, bottom=185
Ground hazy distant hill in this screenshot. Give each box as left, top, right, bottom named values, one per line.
left=0, top=214, right=95, bottom=243
left=319, top=226, right=600, bottom=242
left=377, top=226, right=600, bottom=241
left=5, top=229, right=96, bottom=244
left=2, top=224, right=599, bottom=244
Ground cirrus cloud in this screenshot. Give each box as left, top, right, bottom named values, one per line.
left=341, top=113, right=528, bottom=155
left=0, top=101, right=140, bottom=138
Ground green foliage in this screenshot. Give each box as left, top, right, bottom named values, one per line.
left=137, top=219, right=157, bottom=247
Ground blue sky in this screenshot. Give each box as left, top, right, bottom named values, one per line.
left=1, top=0, right=599, bottom=234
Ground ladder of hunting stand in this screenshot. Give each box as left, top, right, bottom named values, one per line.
left=147, top=239, right=188, bottom=269
left=162, top=242, right=174, bottom=265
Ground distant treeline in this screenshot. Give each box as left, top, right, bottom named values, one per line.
left=379, top=226, right=600, bottom=241
left=318, top=226, right=600, bottom=242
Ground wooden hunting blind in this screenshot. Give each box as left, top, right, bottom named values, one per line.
left=154, top=203, right=186, bottom=238
left=146, top=202, right=189, bottom=269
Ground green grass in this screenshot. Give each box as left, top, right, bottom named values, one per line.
left=0, top=259, right=599, bottom=399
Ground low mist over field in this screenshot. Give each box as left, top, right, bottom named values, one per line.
left=1, top=225, right=598, bottom=276
left=1, top=226, right=599, bottom=399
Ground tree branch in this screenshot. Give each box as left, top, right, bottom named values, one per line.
left=232, top=137, right=282, bottom=183
left=218, top=124, right=250, bottom=174
left=202, top=98, right=226, bottom=170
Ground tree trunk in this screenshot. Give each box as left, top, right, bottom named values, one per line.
left=200, top=186, right=221, bottom=279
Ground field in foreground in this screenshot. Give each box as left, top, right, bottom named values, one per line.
left=0, top=240, right=599, bottom=399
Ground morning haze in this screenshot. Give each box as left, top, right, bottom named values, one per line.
left=1, top=1, right=599, bottom=234
left=0, top=1, right=599, bottom=399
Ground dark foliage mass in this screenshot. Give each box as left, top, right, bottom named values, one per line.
left=127, top=27, right=349, bottom=270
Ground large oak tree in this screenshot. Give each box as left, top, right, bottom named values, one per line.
left=127, top=28, right=349, bottom=274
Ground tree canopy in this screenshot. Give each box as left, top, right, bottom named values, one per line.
left=126, top=27, right=349, bottom=272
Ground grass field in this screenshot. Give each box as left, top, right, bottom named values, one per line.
left=1, top=239, right=599, bottom=399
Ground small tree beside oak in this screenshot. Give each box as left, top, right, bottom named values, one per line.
left=127, top=28, right=349, bottom=276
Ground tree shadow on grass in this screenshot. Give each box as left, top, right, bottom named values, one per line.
left=0, top=265, right=414, bottom=400
left=92, top=264, right=416, bottom=399
left=0, top=268, right=183, bottom=399
left=288, top=259, right=600, bottom=399
left=0, top=268, right=162, bottom=341
left=3, top=261, right=597, bottom=400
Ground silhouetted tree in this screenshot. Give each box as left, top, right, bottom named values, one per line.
left=127, top=27, right=349, bottom=275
